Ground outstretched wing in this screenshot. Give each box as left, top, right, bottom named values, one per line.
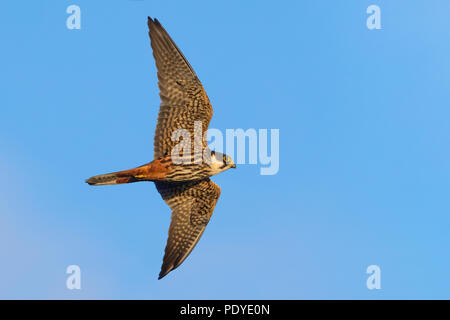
left=148, top=17, right=213, bottom=160
left=155, top=179, right=221, bottom=279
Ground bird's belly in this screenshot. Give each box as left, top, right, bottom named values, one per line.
left=163, top=163, right=211, bottom=182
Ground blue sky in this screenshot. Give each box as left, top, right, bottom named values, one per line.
left=1, top=0, right=450, bottom=299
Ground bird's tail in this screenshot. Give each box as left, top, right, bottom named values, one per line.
left=85, top=163, right=152, bottom=186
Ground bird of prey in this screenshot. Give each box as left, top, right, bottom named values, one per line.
left=86, top=17, right=236, bottom=279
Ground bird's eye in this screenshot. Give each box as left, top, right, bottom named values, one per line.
left=211, top=151, right=215, bottom=156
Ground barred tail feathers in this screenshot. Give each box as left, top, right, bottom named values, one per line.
left=85, top=163, right=153, bottom=186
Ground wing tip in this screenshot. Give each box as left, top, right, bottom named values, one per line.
left=158, top=265, right=174, bottom=280
left=147, top=16, right=162, bottom=29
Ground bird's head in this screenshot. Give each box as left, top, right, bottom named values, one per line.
left=209, top=151, right=236, bottom=174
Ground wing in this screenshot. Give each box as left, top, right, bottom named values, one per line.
left=148, top=17, right=213, bottom=159
left=155, top=179, right=221, bottom=279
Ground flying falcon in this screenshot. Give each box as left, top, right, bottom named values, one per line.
left=86, top=17, right=236, bottom=279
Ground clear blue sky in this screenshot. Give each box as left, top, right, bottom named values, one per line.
left=1, top=0, right=449, bottom=299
